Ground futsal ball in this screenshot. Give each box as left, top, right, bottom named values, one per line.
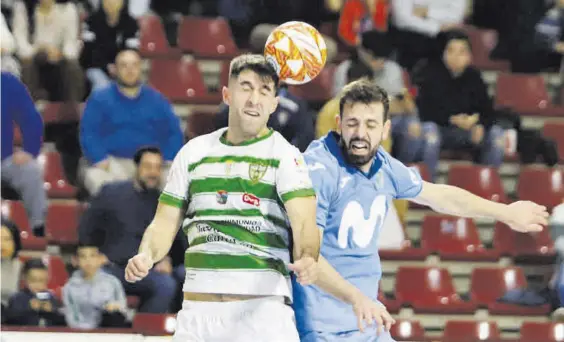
left=264, top=21, right=327, bottom=85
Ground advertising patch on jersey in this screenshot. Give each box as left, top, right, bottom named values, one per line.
left=248, top=162, right=268, bottom=183
left=242, top=193, right=260, bottom=207
left=216, top=190, right=228, bottom=204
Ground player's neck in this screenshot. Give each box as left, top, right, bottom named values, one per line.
left=358, top=161, right=373, bottom=174
left=225, top=126, right=270, bottom=145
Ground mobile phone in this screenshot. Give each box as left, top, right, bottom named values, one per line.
left=36, top=292, right=50, bottom=300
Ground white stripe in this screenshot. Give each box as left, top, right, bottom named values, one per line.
left=190, top=162, right=276, bottom=185
left=186, top=243, right=291, bottom=264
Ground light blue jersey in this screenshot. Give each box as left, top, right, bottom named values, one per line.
left=293, top=132, right=423, bottom=341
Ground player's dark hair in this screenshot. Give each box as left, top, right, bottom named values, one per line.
left=339, top=78, right=390, bottom=122
left=23, top=258, right=47, bottom=275
left=1, top=217, right=22, bottom=259
left=229, top=54, right=279, bottom=91
left=133, top=146, right=162, bottom=165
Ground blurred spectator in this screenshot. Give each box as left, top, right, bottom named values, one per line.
left=534, top=0, right=564, bottom=72
left=1, top=218, right=22, bottom=323
left=390, top=0, right=466, bottom=71
left=551, top=200, right=564, bottom=319
left=63, top=244, right=128, bottom=329
left=81, top=0, right=139, bottom=91
left=416, top=30, right=504, bottom=180
left=1, top=12, right=20, bottom=77
left=1, top=72, right=47, bottom=237
left=12, top=0, right=84, bottom=101
left=338, top=0, right=390, bottom=47
left=79, top=49, right=183, bottom=195
left=333, top=31, right=423, bottom=164
left=215, top=84, right=315, bottom=152
left=78, top=147, right=186, bottom=313
left=5, top=258, right=65, bottom=326
left=80, top=0, right=149, bottom=18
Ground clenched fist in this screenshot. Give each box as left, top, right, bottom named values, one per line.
left=288, top=256, right=318, bottom=285
left=125, top=253, right=154, bottom=283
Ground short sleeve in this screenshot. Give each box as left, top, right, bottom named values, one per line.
left=303, top=154, right=335, bottom=231
left=276, top=145, right=316, bottom=203
left=159, top=144, right=190, bottom=208
left=387, top=156, right=423, bottom=199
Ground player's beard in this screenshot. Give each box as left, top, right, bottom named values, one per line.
left=340, top=137, right=379, bottom=168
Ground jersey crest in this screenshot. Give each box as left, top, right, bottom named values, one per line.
left=248, top=162, right=268, bottom=183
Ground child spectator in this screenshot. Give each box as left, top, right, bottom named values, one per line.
left=1, top=218, right=22, bottom=323
left=63, top=244, right=128, bottom=329
left=5, top=258, right=64, bottom=326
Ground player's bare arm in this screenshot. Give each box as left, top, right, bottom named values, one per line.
left=410, top=181, right=549, bottom=232
left=284, top=196, right=321, bottom=285
left=125, top=202, right=182, bottom=283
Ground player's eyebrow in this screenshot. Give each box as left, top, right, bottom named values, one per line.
left=261, top=84, right=273, bottom=92
left=239, top=80, right=254, bottom=89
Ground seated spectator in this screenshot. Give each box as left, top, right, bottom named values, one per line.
left=1, top=218, right=22, bottom=323
left=63, top=244, right=128, bottom=329
left=215, top=83, right=315, bottom=152
left=1, top=72, right=47, bottom=237
left=1, top=12, right=20, bottom=77
left=79, top=49, right=183, bottom=195
left=12, top=0, right=84, bottom=101
left=82, top=0, right=150, bottom=19
left=81, top=0, right=139, bottom=91
left=333, top=31, right=423, bottom=164
left=416, top=30, right=505, bottom=180
left=534, top=0, right=564, bottom=72
left=5, top=258, right=65, bottom=326
left=338, top=0, right=390, bottom=47
left=78, top=147, right=186, bottom=313
left=390, top=0, right=466, bottom=71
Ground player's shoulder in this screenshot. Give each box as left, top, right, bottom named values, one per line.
left=303, top=134, right=340, bottom=176
left=181, top=127, right=227, bottom=161
left=271, top=130, right=301, bottom=155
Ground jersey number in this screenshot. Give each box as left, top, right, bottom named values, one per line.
left=337, top=195, right=387, bottom=249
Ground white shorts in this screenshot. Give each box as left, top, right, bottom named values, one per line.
left=173, top=296, right=300, bottom=342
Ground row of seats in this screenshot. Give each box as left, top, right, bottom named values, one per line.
left=11, top=251, right=548, bottom=316
left=0, top=196, right=555, bottom=258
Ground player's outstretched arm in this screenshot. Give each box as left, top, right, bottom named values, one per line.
left=411, top=181, right=549, bottom=232
left=284, top=196, right=321, bottom=285
left=315, top=256, right=395, bottom=333
left=125, top=202, right=182, bottom=283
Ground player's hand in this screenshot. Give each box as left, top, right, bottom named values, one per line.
left=288, top=256, right=318, bottom=285
left=351, top=292, right=396, bottom=334
left=125, top=253, right=154, bottom=283
left=12, top=150, right=33, bottom=165
left=502, top=201, right=549, bottom=233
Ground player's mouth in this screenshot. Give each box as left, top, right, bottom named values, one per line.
left=243, top=110, right=260, bottom=117
left=350, top=141, right=369, bottom=152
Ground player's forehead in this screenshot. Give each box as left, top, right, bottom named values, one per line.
left=342, top=101, right=385, bottom=123
left=234, top=69, right=276, bottom=92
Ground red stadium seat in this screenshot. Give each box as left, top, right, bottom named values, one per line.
left=138, top=15, right=181, bottom=58
left=464, top=26, right=510, bottom=71
left=421, top=215, right=497, bottom=261
left=447, top=164, right=507, bottom=203
left=288, top=64, right=336, bottom=102
left=390, top=320, right=426, bottom=341
left=133, top=313, right=176, bottom=335
left=543, top=121, right=564, bottom=162
left=443, top=321, right=502, bottom=342
left=470, top=267, right=551, bottom=315
left=493, top=221, right=554, bottom=257
left=38, top=151, right=78, bottom=199
left=520, top=322, right=564, bottom=342
left=185, top=110, right=218, bottom=140
left=19, top=254, right=68, bottom=290
left=517, top=166, right=564, bottom=210
left=495, top=73, right=564, bottom=117
left=127, top=296, right=140, bottom=309
left=1, top=200, right=47, bottom=250
left=149, top=58, right=219, bottom=104
left=45, top=201, right=83, bottom=246
left=395, top=267, right=476, bottom=313
left=177, top=17, right=238, bottom=58
left=219, top=61, right=230, bottom=89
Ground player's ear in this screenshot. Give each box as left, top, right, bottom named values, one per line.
left=334, top=113, right=341, bottom=133
left=222, top=86, right=230, bottom=106
left=382, top=119, right=392, bottom=141
left=271, top=96, right=280, bottom=114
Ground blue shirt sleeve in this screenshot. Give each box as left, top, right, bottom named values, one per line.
left=80, top=95, right=108, bottom=164
left=160, top=99, right=183, bottom=161
left=303, top=151, right=336, bottom=231
left=386, top=154, right=423, bottom=199
left=8, top=74, right=43, bottom=157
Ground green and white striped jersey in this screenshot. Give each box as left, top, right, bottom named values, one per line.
left=159, top=127, right=315, bottom=301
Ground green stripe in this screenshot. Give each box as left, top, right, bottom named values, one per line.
left=189, top=177, right=277, bottom=201
left=190, top=222, right=287, bottom=249
left=159, top=192, right=185, bottom=208
left=280, top=188, right=316, bottom=203
left=193, top=209, right=288, bottom=229
left=188, top=155, right=280, bottom=172
left=185, top=252, right=289, bottom=276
